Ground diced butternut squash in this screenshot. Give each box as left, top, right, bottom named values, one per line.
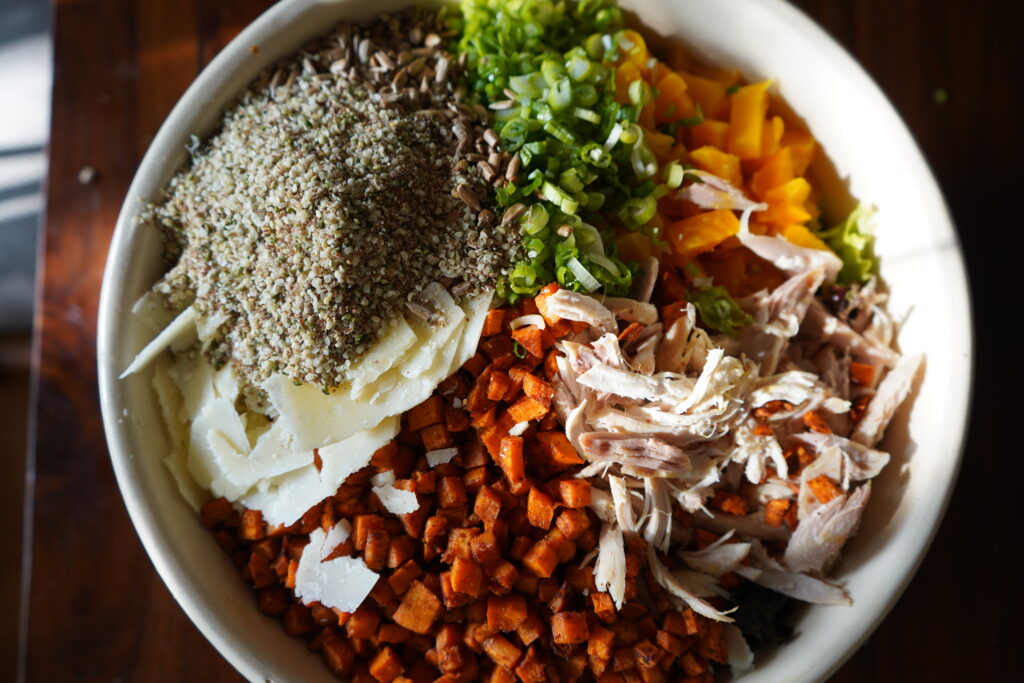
left=680, top=71, right=728, bottom=119
left=666, top=209, right=740, bottom=260
left=727, top=80, right=771, bottom=160
left=690, top=146, right=742, bottom=187
left=688, top=120, right=729, bottom=150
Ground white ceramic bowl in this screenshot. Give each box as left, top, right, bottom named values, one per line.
left=97, top=0, right=972, bottom=681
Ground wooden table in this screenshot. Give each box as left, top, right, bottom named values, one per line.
left=26, top=0, right=1020, bottom=680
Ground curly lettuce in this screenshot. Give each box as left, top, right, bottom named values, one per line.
left=814, top=203, right=877, bottom=285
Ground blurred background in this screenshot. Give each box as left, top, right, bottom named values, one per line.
left=1, top=0, right=49, bottom=679
left=2, top=0, right=1020, bottom=681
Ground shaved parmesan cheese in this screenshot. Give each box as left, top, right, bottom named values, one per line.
left=507, top=421, right=529, bottom=437
left=240, top=417, right=399, bottom=527
left=168, top=355, right=216, bottom=422
left=295, top=527, right=378, bottom=612
left=120, top=305, right=197, bottom=378
left=348, top=315, right=418, bottom=394
left=196, top=309, right=229, bottom=342
left=448, top=290, right=493, bottom=377
left=425, top=447, right=457, bottom=467
left=131, top=289, right=178, bottom=333
left=509, top=314, right=545, bottom=330
left=216, top=419, right=314, bottom=491
left=401, top=283, right=465, bottom=379
left=321, top=519, right=351, bottom=559
left=186, top=396, right=250, bottom=491
left=371, top=471, right=420, bottom=515
left=212, top=364, right=239, bottom=404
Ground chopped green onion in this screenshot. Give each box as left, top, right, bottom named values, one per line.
left=678, top=102, right=705, bottom=127
left=573, top=107, right=601, bottom=124
left=522, top=203, right=549, bottom=234
left=567, top=257, right=601, bottom=292
left=619, top=195, right=657, bottom=227
left=628, top=79, right=652, bottom=107
left=663, top=161, right=685, bottom=189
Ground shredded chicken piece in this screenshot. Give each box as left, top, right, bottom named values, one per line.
left=784, top=482, right=871, bottom=573
left=850, top=352, right=922, bottom=446
left=641, top=478, right=673, bottom=552
left=803, top=300, right=900, bottom=368
left=646, top=547, right=735, bottom=622
left=543, top=289, right=617, bottom=334
left=734, top=565, right=851, bottom=605
left=594, top=522, right=627, bottom=608
left=738, top=233, right=842, bottom=283
left=603, top=296, right=658, bottom=324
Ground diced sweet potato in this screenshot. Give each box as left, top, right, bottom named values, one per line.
left=440, top=571, right=472, bottom=609
left=807, top=474, right=842, bottom=503
left=354, top=514, right=386, bottom=550
left=257, top=586, right=288, bottom=616
left=388, top=559, right=423, bottom=596
left=487, top=594, right=528, bottom=632
left=450, top=557, right=484, bottom=596
left=522, top=540, right=558, bottom=578
left=438, top=476, right=468, bottom=509
left=392, top=581, right=443, bottom=635
left=515, top=645, right=547, bottom=683
left=655, top=630, right=689, bottom=657
left=474, top=485, right=503, bottom=525
left=282, top=603, right=315, bottom=637
left=200, top=497, right=235, bottom=528
left=556, top=508, right=591, bottom=540
left=369, top=646, right=405, bottom=682
left=521, top=373, right=554, bottom=404
left=471, top=530, right=502, bottom=566
left=517, top=611, right=546, bottom=647
left=559, top=479, right=591, bottom=508
left=482, top=634, right=523, bottom=670
left=421, top=423, right=454, bottom=451
left=408, top=396, right=446, bottom=432
left=241, top=509, right=266, bottom=540
left=511, top=325, right=545, bottom=360
left=711, top=489, right=747, bottom=516
left=483, top=309, right=506, bottom=337
left=378, top=623, right=412, bottom=644
left=696, top=620, right=728, bottom=664
left=488, top=560, right=519, bottom=593
left=443, top=527, right=479, bottom=564
left=551, top=612, right=589, bottom=644
left=527, top=486, right=557, bottom=529
left=498, top=436, right=526, bottom=483
left=591, top=592, right=617, bottom=623
left=678, top=651, right=707, bottom=676
left=763, top=498, right=790, bottom=527
left=323, top=633, right=356, bottom=678
left=536, top=431, right=584, bottom=465
left=462, top=352, right=488, bottom=377
left=632, top=640, right=661, bottom=670
left=347, top=604, right=381, bottom=639
left=488, top=371, right=513, bottom=401
left=506, top=395, right=549, bottom=423
left=363, top=529, right=390, bottom=571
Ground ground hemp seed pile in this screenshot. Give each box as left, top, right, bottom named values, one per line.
left=144, top=9, right=518, bottom=390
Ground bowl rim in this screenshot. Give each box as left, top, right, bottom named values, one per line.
left=96, top=0, right=973, bottom=681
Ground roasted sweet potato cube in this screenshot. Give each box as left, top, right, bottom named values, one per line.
left=200, top=497, right=235, bottom=528
left=347, top=604, right=381, bottom=639
left=241, top=509, right=266, bottom=540
left=527, top=486, right=557, bottom=529
left=488, top=560, right=519, bottom=593
left=679, top=651, right=707, bottom=676
left=421, top=423, right=454, bottom=451
left=521, top=373, right=554, bottom=403
left=378, top=623, right=412, bottom=644
left=551, top=612, right=589, bottom=644
left=515, top=644, right=547, bottom=683
left=632, top=640, right=661, bottom=671
left=486, top=593, right=528, bottom=632
left=408, top=396, right=446, bottom=432
left=437, top=524, right=470, bottom=558
left=545, top=527, right=576, bottom=563
left=763, top=498, right=791, bottom=527
left=711, top=489, right=748, bottom=515
left=450, top=557, right=484, bottom=596
left=588, top=624, right=615, bottom=675
left=488, top=371, right=513, bottom=401
left=392, top=581, right=442, bottom=635
left=438, top=476, right=468, bottom=509
left=509, top=535, right=533, bottom=561
left=497, top=436, right=526, bottom=483
left=363, top=529, right=390, bottom=571
left=354, top=514, right=386, bottom=550
left=482, top=634, right=523, bottom=670
left=387, top=535, right=416, bottom=569
left=482, top=309, right=506, bottom=337
left=522, top=540, right=558, bottom=578
left=323, top=633, right=356, bottom=678
left=556, top=508, right=591, bottom=540
left=474, top=485, right=503, bottom=525
left=506, top=395, right=549, bottom=423
left=696, top=620, right=728, bottom=664
left=559, top=479, right=591, bottom=508
left=388, top=559, right=423, bottom=596
left=512, top=609, right=545, bottom=646
left=440, top=571, right=472, bottom=609
left=655, top=630, right=689, bottom=656
left=369, top=646, right=405, bottom=682
left=536, top=431, right=584, bottom=465
left=591, top=592, right=617, bottom=623
left=470, top=529, right=501, bottom=565
left=565, top=565, right=596, bottom=594
left=511, top=325, right=545, bottom=359
left=807, top=474, right=842, bottom=503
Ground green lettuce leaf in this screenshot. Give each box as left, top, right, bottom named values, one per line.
left=814, top=203, right=877, bottom=285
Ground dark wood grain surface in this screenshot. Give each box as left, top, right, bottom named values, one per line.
left=26, top=0, right=1020, bottom=681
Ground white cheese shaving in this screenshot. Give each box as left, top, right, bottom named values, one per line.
left=295, top=527, right=378, bottom=612
left=321, top=519, right=351, bottom=560
left=425, top=447, right=458, bottom=467
left=401, top=283, right=466, bottom=379
left=120, top=305, right=197, bottom=378
left=372, top=477, right=420, bottom=516
left=507, top=421, right=529, bottom=437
